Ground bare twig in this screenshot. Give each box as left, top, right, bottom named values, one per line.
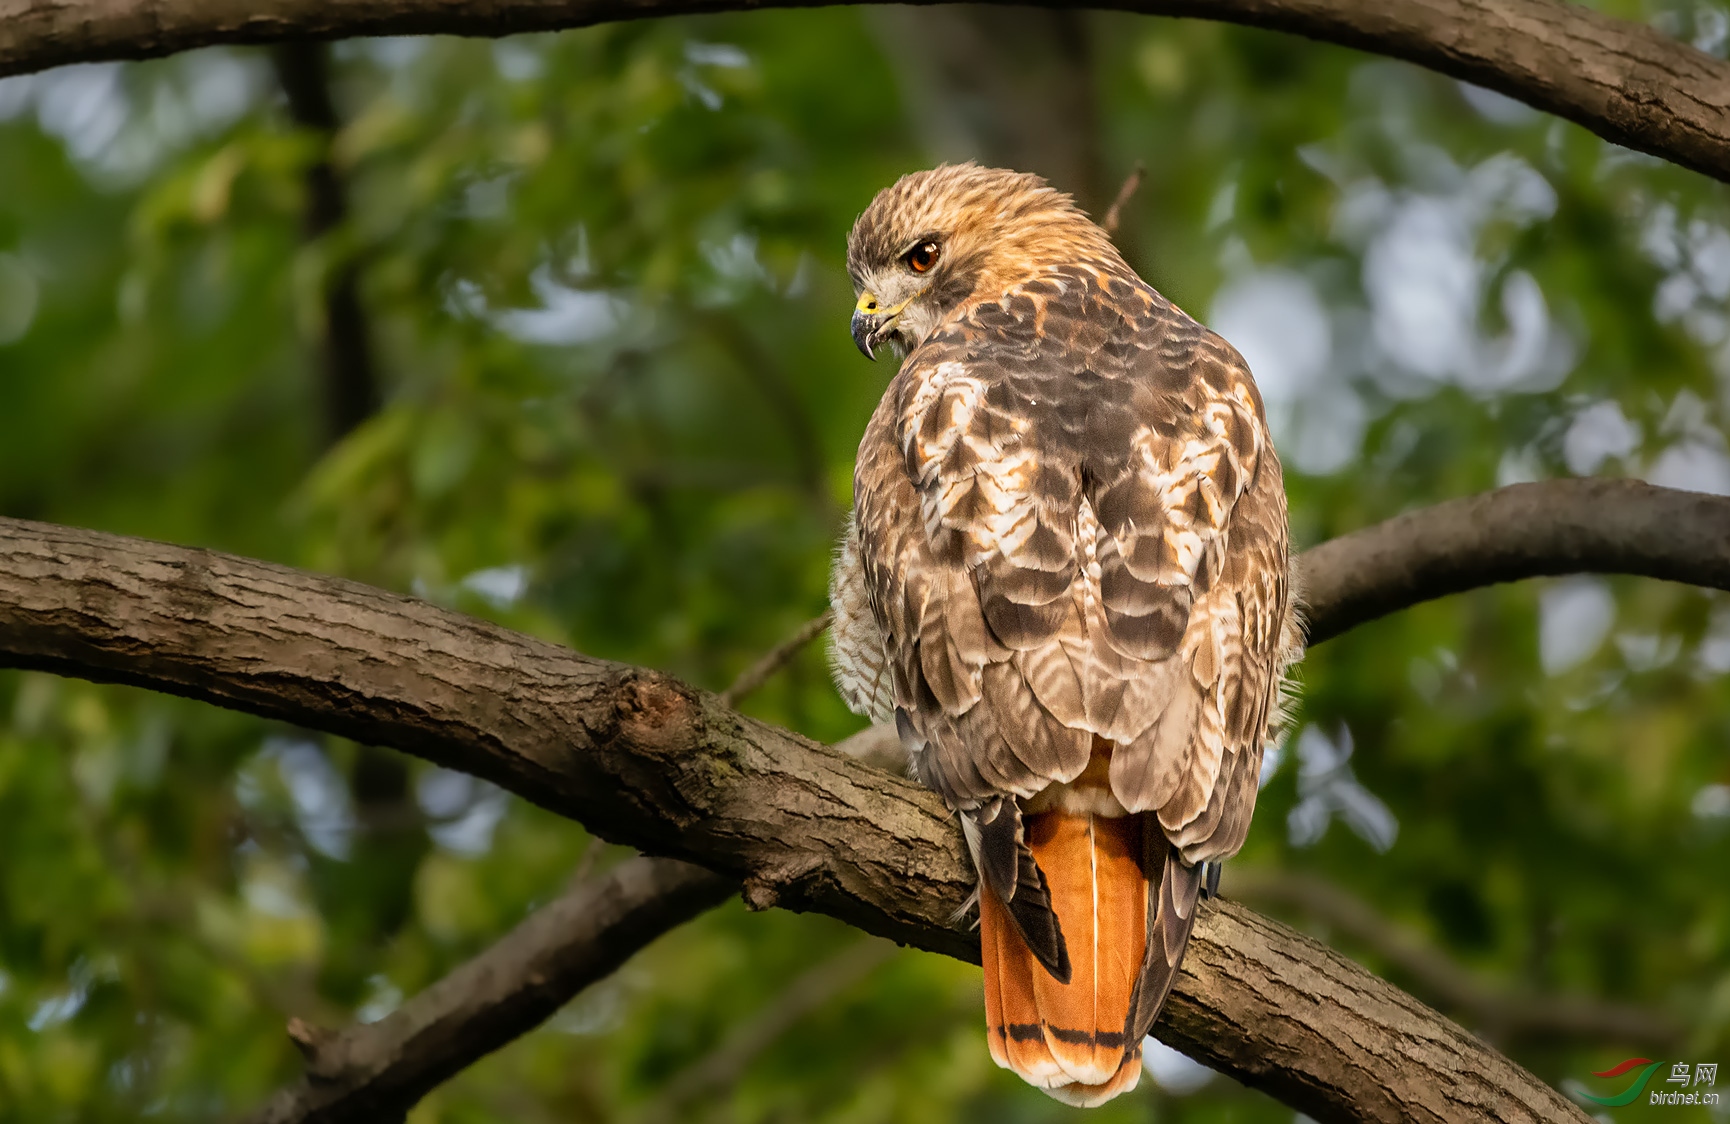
left=720, top=608, right=834, bottom=708
left=567, top=834, right=606, bottom=888
left=1101, top=163, right=1145, bottom=236
left=633, top=937, right=896, bottom=1123
left=245, top=857, right=735, bottom=1124
left=1227, top=868, right=1685, bottom=1049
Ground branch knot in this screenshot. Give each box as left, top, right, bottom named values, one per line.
left=741, top=854, right=825, bottom=911
left=286, top=1017, right=349, bottom=1082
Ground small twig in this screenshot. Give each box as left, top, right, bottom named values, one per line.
left=566, top=834, right=606, bottom=889
left=1227, top=868, right=1684, bottom=1048
left=719, top=608, right=834, bottom=708
left=633, top=937, right=896, bottom=1123
left=1101, top=162, right=1144, bottom=236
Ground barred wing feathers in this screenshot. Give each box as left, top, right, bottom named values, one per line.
left=847, top=264, right=1287, bottom=857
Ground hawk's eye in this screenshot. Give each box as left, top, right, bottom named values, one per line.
left=904, top=241, right=940, bottom=273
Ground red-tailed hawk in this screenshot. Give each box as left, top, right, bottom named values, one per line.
left=829, top=165, right=1299, bottom=1105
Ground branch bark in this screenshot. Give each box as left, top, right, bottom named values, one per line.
left=8, top=0, right=1730, bottom=184
left=1301, top=479, right=1730, bottom=645
left=253, top=612, right=849, bottom=1124
left=5, top=483, right=1701, bottom=1121
left=245, top=856, right=734, bottom=1124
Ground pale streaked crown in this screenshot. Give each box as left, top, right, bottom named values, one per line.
left=844, top=163, right=1124, bottom=356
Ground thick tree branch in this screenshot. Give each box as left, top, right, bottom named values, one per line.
left=0, top=513, right=984, bottom=950
left=0, top=489, right=1680, bottom=1122
left=207, top=476, right=1718, bottom=1119
left=253, top=605, right=854, bottom=1124
left=1301, top=479, right=1730, bottom=645
left=245, top=856, right=734, bottom=1124
left=7, top=0, right=1730, bottom=184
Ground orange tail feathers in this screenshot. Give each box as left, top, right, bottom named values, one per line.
left=980, top=810, right=1148, bottom=1107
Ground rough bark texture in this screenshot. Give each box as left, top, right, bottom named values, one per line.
left=0, top=516, right=978, bottom=959
left=1302, top=479, right=1730, bottom=644
left=1156, top=905, right=1588, bottom=1124
left=6, top=0, right=1730, bottom=183
left=245, top=857, right=735, bottom=1124
left=0, top=508, right=1608, bottom=1124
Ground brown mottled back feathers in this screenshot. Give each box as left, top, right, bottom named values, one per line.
left=842, top=254, right=1288, bottom=853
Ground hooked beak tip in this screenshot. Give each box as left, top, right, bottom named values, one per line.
left=850, top=310, right=878, bottom=361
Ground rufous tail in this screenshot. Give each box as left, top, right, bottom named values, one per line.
left=980, top=810, right=1148, bottom=1107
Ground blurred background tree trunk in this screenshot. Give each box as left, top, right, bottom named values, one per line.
left=869, top=6, right=1108, bottom=212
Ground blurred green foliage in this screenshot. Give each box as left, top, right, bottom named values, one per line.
left=2, top=5, right=1730, bottom=1122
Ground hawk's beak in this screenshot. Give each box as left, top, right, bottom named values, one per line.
left=851, top=307, right=880, bottom=360
left=851, top=291, right=911, bottom=361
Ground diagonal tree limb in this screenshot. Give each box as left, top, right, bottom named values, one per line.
left=251, top=611, right=843, bottom=1124
left=0, top=477, right=1716, bottom=1113
left=243, top=855, right=735, bottom=1124
left=0, top=514, right=978, bottom=958
left=7, top=0, right=1730, bottom=184
left=4, top=482, right=1712, bottom=1120
left=216, top=476, right=1730, bottom=1119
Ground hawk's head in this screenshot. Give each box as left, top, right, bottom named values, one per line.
left=844, top=163, right=1118, bottom=360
